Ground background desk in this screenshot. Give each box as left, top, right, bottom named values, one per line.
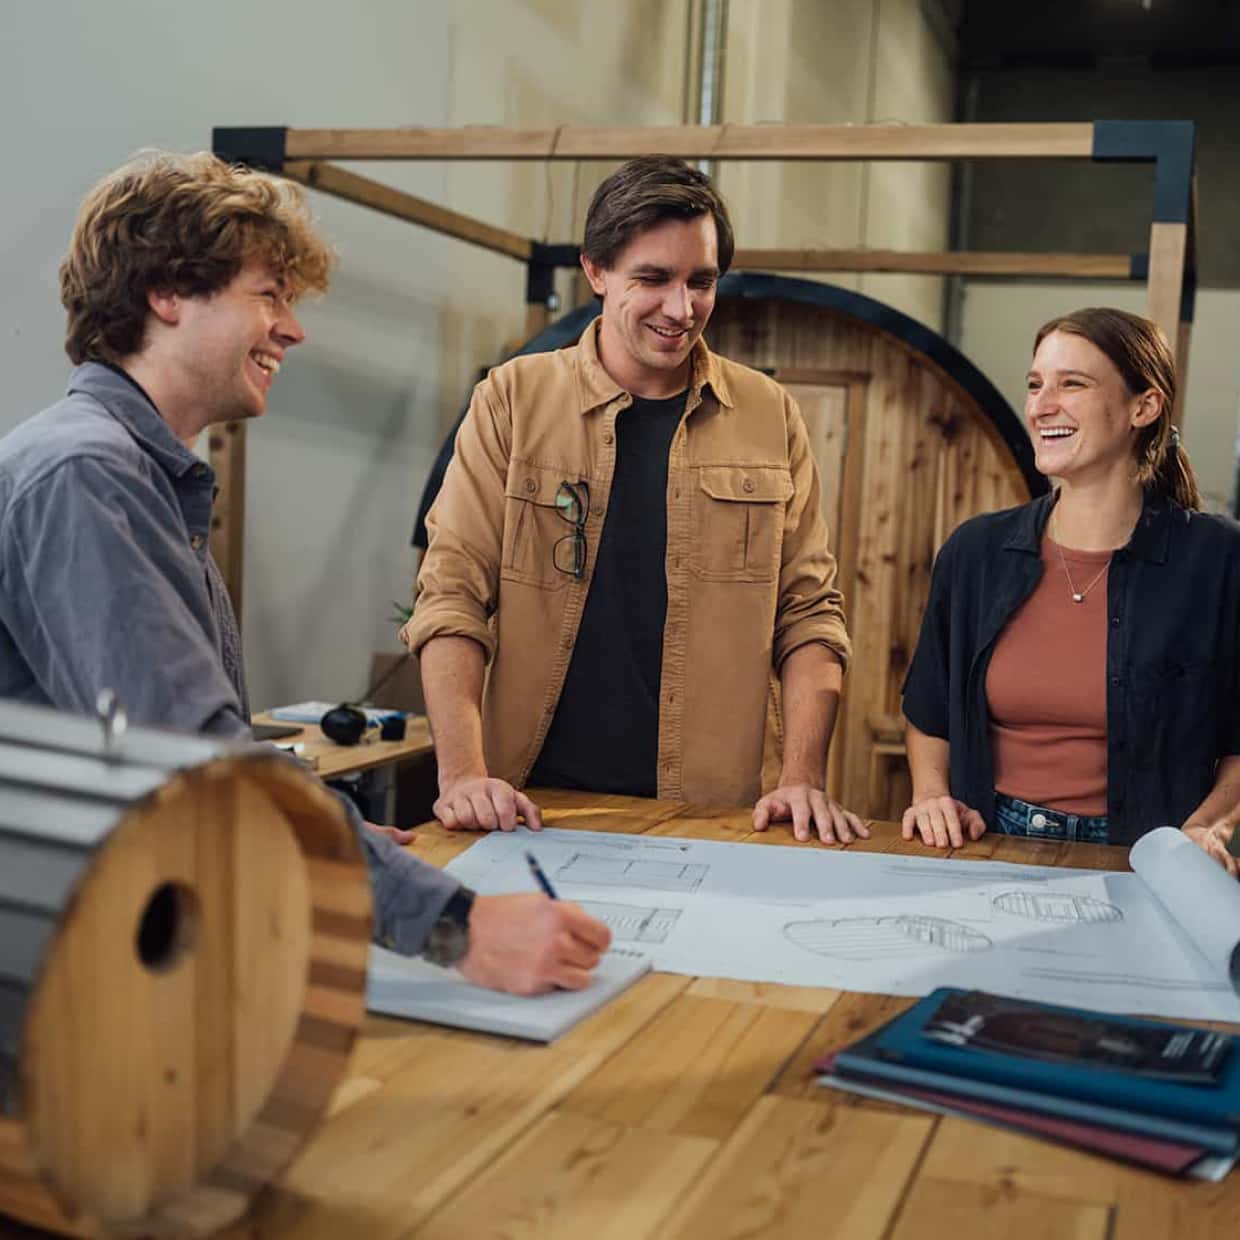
left=251, top=710, right=433, bottom=780
left=222, top=792, right=1237, bottom=1238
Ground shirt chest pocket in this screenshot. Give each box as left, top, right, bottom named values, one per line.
left=1129, top=658, right=1220, bottom=757
left=501, top=461, right=577, bottom=590
left=690, top=465, right=794, bottom=582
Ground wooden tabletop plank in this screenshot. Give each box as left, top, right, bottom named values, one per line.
left=221, top=973, right=689, bottom=1239
left=889, top=1178, right=1113, bottom=1240
left=917, top=1114, right=1240, bottom=1236
left=654, top=1095, right=935, bottom=1240
left=560, top=993, right=821, bottom=1140
left=408, top=1111, right=716, bottom=1240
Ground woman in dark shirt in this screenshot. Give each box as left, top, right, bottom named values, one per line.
left=901, top=308, right=1240, bottom=874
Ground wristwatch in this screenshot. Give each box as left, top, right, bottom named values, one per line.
left=421, top=886, right=476, bottom=967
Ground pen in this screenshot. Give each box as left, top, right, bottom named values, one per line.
left=525, top=851, right=559, bottom=900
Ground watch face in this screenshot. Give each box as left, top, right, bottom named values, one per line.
left=423, top=918, right=470, bottom=968
left=422, top=889, right=474, bottom=968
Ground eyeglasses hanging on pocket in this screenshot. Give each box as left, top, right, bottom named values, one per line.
left=553, top=479, right=590, bottom=580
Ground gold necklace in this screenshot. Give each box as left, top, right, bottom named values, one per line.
left=1050, top=512, right=1111, bottom=604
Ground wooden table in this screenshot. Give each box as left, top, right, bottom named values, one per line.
left=251, top=711, right=433, bottom=780
left=215, top=792, right=1240, bottom=1237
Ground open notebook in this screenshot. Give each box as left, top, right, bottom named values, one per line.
left=366, top=946, right=651, bottom=1042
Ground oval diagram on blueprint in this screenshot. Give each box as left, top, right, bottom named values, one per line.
left=784, top=915, right=992, bottom=961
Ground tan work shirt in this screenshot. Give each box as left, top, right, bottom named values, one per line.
left=407, top=319, right=850, bottom=805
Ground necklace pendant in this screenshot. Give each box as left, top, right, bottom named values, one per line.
left=1072, top=592, right=1084, bottom=603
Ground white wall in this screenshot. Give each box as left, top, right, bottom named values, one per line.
left=721, top=0, right=954, bottom=330
left=959, top=282, right=1240, bottom=513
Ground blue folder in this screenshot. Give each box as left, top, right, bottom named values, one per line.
left=869, top=988, right=1240, bottom=1132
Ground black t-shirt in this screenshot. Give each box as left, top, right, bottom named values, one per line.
left=529, top=389, right=688, bottom=796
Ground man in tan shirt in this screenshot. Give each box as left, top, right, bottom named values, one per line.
left=402, top=157, right=864, bottom=844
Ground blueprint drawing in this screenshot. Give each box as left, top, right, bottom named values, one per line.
left=445, top=827, right=1240, bottom=1022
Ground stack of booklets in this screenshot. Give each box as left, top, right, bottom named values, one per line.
left=817, top=988, right=1240, bottom=1180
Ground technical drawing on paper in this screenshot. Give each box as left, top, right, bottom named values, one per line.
left=1023, top=968, right=1233, bottom=993
left=783, top=915, right=992, bottom=961
left=556, top=852, right=707, bottom=892
left=578, top=901, right=682, bottom=944
left=993, top=891, right=1123, bottom=923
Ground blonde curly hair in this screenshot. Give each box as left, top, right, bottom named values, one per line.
left=60, top=150, right=333, bottom=364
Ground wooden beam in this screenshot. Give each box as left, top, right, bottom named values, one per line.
left=282, top=161, right=533, bottom=262
left=1146, top=221, right=1187, bottom=363
left=208, top=421, right=246, bottom=622
left=285, top=123, right=1096, bottom=163
left=732, top=249, right=1134, bottom=279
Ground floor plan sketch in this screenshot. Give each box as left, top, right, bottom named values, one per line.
left=578, top=901, right=682, bottom=944
left=556, top=852, right=707, bottom=892
left=993, top=890, right=1123, bottom=922
left=443, top=826, right=1240, bottom=1023
left=784, top=916, right=993, bottom=961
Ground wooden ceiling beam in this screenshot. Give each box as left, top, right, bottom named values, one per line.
left=284, top=123, right=1096, bottom=162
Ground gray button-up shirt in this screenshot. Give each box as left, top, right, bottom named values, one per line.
left=0, top=362, right=456, bottom=951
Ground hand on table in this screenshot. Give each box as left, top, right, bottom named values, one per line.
left=434, top=775, right=543, bottom=831
left=459, top=893, right=612, bottom=994
left=752, top=784, right=870, bottom=843
left=1182, top=820, right=1239, bottom=878
left=901, top=796, right=986, bottom=849
left=363, top=820, right=417, bottom=846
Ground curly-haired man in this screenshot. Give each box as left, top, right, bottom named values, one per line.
left=0, top=151, right=609, bottom=992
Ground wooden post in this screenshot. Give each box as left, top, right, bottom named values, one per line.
left=208, top=420, right=246, bottom=621
left=1145, top=221, right=1187, bottom=361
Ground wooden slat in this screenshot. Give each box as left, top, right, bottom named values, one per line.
left=207, top=419, right=246, bottom=621
left=282, top=161, right=532, bottom=262
left=685, top=977, right=841, bottom=1014
left=733, top=248, right=1133, bottom=278
left=655, top=1095, right=934, bottom=1240
left=285, top=123, right=1097, bottom=162
left=411, top=1112, right=716, bottom=1240
left=227, top=974, right=690, bottom=1240
left=890, top=1178, right=1112, bottom=1240
left=1173, top=320, right=1192, bottom=427
left=560, top=993, right=820, bottom=1139
left=1146, top=221, right=1188, bottom=359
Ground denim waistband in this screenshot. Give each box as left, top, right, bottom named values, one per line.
left=993, top=792, right=1110, bottom=845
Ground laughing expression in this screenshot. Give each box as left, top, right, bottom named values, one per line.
left=582, top=214, right=720, bottom=398
left=172, top=258, right=305, bottom=423
left=1025, top=330, right=1157, bottom=485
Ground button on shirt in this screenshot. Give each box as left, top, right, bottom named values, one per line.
left=902, top=490, right=1240, bottom=846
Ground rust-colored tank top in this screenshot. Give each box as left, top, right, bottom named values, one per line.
left=985, top=535, right=1111, bottom=815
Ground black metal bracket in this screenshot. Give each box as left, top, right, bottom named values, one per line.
left=211, top=127, right=288, bottom=173
left=525, top=241, right=581, bottom=306
left=1091, top=120, right=1195, bottom=224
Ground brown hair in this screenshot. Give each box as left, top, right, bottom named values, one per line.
left=1034, top=307, right=1201, bottom=510
left=582, top=155, right=734, bottom=274
left=60, top=150, right=333, bottom=365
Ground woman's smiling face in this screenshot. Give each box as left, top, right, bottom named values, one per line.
left=1025, top=329, right=1159, bottom=485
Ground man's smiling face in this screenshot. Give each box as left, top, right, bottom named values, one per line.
left=581, top=214, right=719, bottom=399
left=169, top=257, right=305, bottom=424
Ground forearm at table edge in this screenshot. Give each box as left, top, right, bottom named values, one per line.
left=360, top=826, right=457, bottom=955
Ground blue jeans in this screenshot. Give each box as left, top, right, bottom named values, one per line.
left=993, top=792, right=1110, bottom=844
